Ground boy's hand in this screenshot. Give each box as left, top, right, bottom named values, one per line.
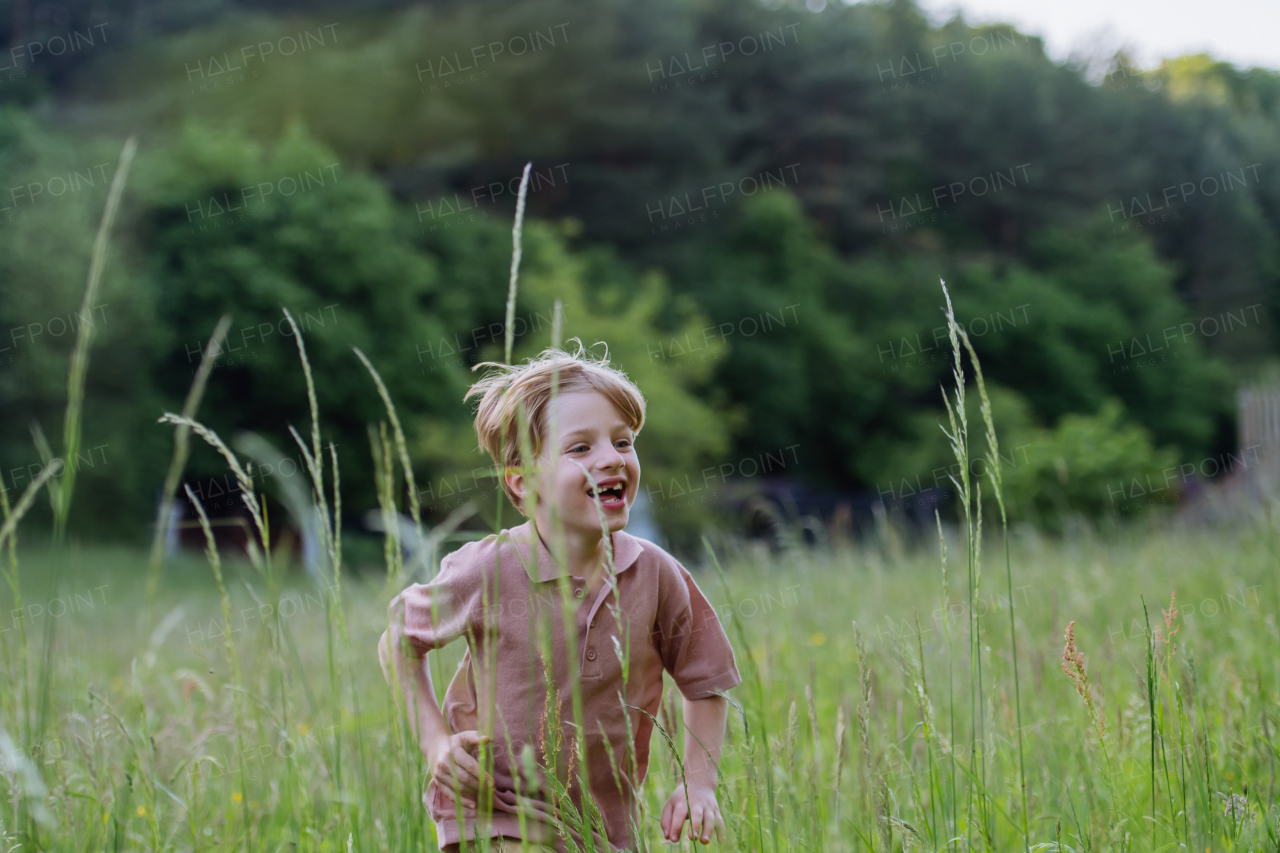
left=426, top=730, right=493, bottom=808
left=660, top=782, right=724, bottom=845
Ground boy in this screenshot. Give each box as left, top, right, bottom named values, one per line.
left=379, top=345, right=741, bottom=852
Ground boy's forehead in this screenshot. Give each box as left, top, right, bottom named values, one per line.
left=551, top=389, right=625, bottom=419
left=547, top=390, right=631, bottom=433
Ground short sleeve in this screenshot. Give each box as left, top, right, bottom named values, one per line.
left=387, top=551, right=479, bottom=658
left=653, top=560, right=743, bottom=700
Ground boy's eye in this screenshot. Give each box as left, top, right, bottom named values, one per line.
left=569, top=444, right=589, bottom=453
left=615, top=440, right=632, bottom=449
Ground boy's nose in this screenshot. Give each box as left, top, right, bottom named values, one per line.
left=597, top=447, right=625, bottom=471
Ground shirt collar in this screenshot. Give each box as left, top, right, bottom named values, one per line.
left=502, top=520, right=644, bottom=584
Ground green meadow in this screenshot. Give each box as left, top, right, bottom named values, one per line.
left=3, top=513, right=1279, bottom=852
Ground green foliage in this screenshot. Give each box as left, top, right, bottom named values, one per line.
left=135, top=120, right=471, bottom=524
left=1002, top=399, right=1179, bottom=527
left=680, top=191, right=877, bottom=489
left=951, top=224, right=1234, bottom=454
left=678, top=192, right=1226, bottom=527
left=3, top=0, right=1280, bottom=536
left=0, top=117, right=729, bottom=539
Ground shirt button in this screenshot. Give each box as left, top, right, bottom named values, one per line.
left=574, top=588, right=585, bottom=599
left=586, top=649, right=597, bottom=661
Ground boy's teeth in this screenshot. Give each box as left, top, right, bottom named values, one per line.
left=592, top=483, right=625, bottom=500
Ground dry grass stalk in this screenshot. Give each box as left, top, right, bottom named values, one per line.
left=504, top=162, right=533, bottom=365
left=1061, top=621, right=1105, bottom=745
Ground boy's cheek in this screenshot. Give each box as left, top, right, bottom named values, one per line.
left=538, top=469, right=569, bottom=506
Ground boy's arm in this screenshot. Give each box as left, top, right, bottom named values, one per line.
left=379, top=628, right=492, bottom=807
left=683, top=694, right=727, bottom=787
left=652, top=556, right=741, bottom=844
left=660, top=694, right=728, bottom=845
left=377, top=628, right=451, bottom=749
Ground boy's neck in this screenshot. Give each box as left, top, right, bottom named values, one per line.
left=533, top=515, right=613, bottom=583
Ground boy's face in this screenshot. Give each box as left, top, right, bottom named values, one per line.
left=514, top=389, right=640, bottom=538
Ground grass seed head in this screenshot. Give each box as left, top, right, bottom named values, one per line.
left=1061, top=620, right=1105, bottom=744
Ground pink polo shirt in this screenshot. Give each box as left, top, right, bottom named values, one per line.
left=387, top=521, right=742, bottom=852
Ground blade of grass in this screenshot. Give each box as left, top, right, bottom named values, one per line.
left=55, top=136, right=137, bottom=539
left=504, top=162, right=533, bottom=367
left=0, top=461, right=63, bottom=552
left=146, top=315, right=232, bottom=602
left=354, top=347, right=421, bottom=541
left=954, top=297, right=1030, bottom=853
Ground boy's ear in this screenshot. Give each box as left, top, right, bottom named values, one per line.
left=505, top=467, right=529, bottom=513
left=506, top=467, right=524, bottom=500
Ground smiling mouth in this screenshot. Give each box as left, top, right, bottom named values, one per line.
left=587, top=482, right=627, bottom=508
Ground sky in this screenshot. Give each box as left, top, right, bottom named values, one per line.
left=910, top=0, right=1280, bottom=72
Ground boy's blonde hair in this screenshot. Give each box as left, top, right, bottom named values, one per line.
left=465, top=342, right=646, bottom=511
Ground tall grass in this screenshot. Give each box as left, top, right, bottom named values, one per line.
left=0, top=136, right=135, bottom=848
left=5, top=488, right=1280, bottom=852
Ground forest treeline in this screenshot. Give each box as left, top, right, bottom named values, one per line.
left=0, top=0, right=1277, bottom=545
